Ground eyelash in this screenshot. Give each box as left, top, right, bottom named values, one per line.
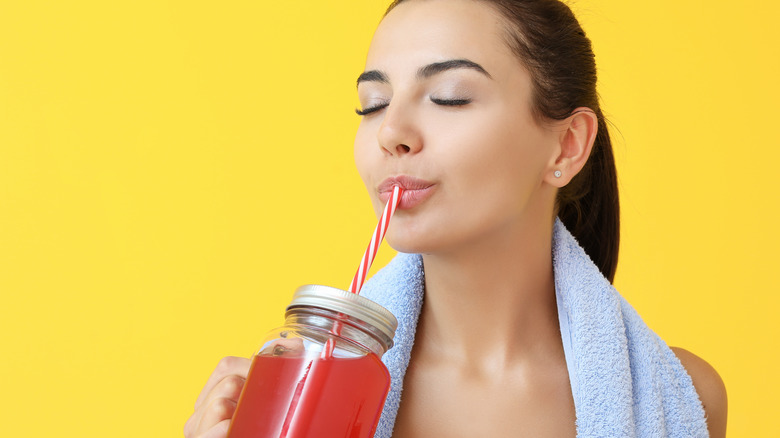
left=430, top=97, right=471, bottom=106
left=355, top=103, right=388, bottom=116
left=355, top=98, right=472, bottom=116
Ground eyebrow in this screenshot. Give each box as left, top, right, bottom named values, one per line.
left=356, top=70, right=389, bottom=85
left=356, top=58, right=492, bottom=86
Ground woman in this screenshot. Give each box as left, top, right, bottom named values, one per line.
left=185, top=0, right=727, bottom=436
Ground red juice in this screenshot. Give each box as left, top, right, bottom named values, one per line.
left=227, top=352, right=390, bottom=438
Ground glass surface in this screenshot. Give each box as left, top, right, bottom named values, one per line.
left=227, top=347, right=390, bottom=438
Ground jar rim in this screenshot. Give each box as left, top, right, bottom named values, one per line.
left=286, top=284, right=398, bottom=348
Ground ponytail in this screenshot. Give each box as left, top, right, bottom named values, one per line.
left=557, top=112, right=620, bottom=282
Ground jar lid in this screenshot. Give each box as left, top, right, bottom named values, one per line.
left=286, top=284, right=398, bottom=346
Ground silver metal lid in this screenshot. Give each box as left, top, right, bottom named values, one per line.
left=286, top=284, right=398, bottom=344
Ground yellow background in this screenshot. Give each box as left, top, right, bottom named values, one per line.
left=1, top=0, right=778, bottom=436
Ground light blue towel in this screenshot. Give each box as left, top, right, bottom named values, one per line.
left=359, top=218, right=708, bottom=437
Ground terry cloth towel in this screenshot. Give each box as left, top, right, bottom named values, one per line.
left=359, top=218, right=709, bottom=437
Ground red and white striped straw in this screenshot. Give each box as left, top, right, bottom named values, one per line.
left=348, top=185, right=403, bottom=294
left=321, top=185, right=403, bottom=359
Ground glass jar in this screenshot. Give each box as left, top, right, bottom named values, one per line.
left=227, top=284, right=398, bottom=438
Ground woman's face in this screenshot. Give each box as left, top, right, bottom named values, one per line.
left=354, top=0, right=561, bottom=254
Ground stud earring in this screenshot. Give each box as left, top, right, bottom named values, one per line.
left=554, top=170, right=562, bottom=178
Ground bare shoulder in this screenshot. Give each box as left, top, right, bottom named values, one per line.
left=670, top=346, right=728, bottom=438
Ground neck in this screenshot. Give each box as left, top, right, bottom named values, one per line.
left=416, top=216, right=562, bottom=372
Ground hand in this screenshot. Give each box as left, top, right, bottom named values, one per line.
left=184, top=356, right=251, bottom=438
left=183, top=340, right=306, bottom=438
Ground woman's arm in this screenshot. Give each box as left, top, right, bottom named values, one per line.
left=671, top=347, right=728, bottom=438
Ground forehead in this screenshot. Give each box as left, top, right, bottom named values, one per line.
left=366, top=0, right=519, bottom=77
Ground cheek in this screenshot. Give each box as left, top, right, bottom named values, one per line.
left=450, top=113, right=545, bottom=179
left=445, top=115, right=551, bottom=216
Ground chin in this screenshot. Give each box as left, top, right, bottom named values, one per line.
left=385, top=238, right=420, bottom=255
left=385, top=231, right=443, bottom=255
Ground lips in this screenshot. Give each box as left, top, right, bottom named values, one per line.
left=377, top=175, right=436, bottom=210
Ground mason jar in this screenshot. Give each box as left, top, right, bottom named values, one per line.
left=227, top=284, right=398, bottom=438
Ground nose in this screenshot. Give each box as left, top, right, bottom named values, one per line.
left=376, top=103, right=423, bottom=157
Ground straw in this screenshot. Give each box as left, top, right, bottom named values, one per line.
left=348, top=185, right=403, bottom=294
left=321, top=185, right=403, bottom=359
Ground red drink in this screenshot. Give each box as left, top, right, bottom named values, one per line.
left=227, top=285, right=398, bottom=437
left=227, top=352, right=391, bottom=438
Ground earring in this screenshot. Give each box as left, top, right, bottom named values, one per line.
left=554, top=170, right=562, bottom=178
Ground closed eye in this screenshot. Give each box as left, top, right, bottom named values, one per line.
left=355, top=103, right=389, bottom=116
left=430, top=97, right=472, bottom=106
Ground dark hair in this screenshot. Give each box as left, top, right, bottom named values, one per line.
left=386, top=0, right=620, bottom=282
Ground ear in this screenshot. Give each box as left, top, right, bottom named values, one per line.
left=544, top=107, right=598, bottom=187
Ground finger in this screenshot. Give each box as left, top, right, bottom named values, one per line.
left=186, top=373, right=240, bottom=438
left=189, top=370, right=248, bottom=436
left=184, top=411, right=197, bottom=437
left=197, top=418, right=231, bottom=438
left=204, top=373, right=246, bottom=408
left=196, top=397, right=237, bottom=436
left=194, top=356, right=251, bottom=411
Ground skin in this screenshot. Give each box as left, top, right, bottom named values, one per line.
left=185, top=0, right=727, bottom=436
left=355, top=1, right=586, bottom=435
